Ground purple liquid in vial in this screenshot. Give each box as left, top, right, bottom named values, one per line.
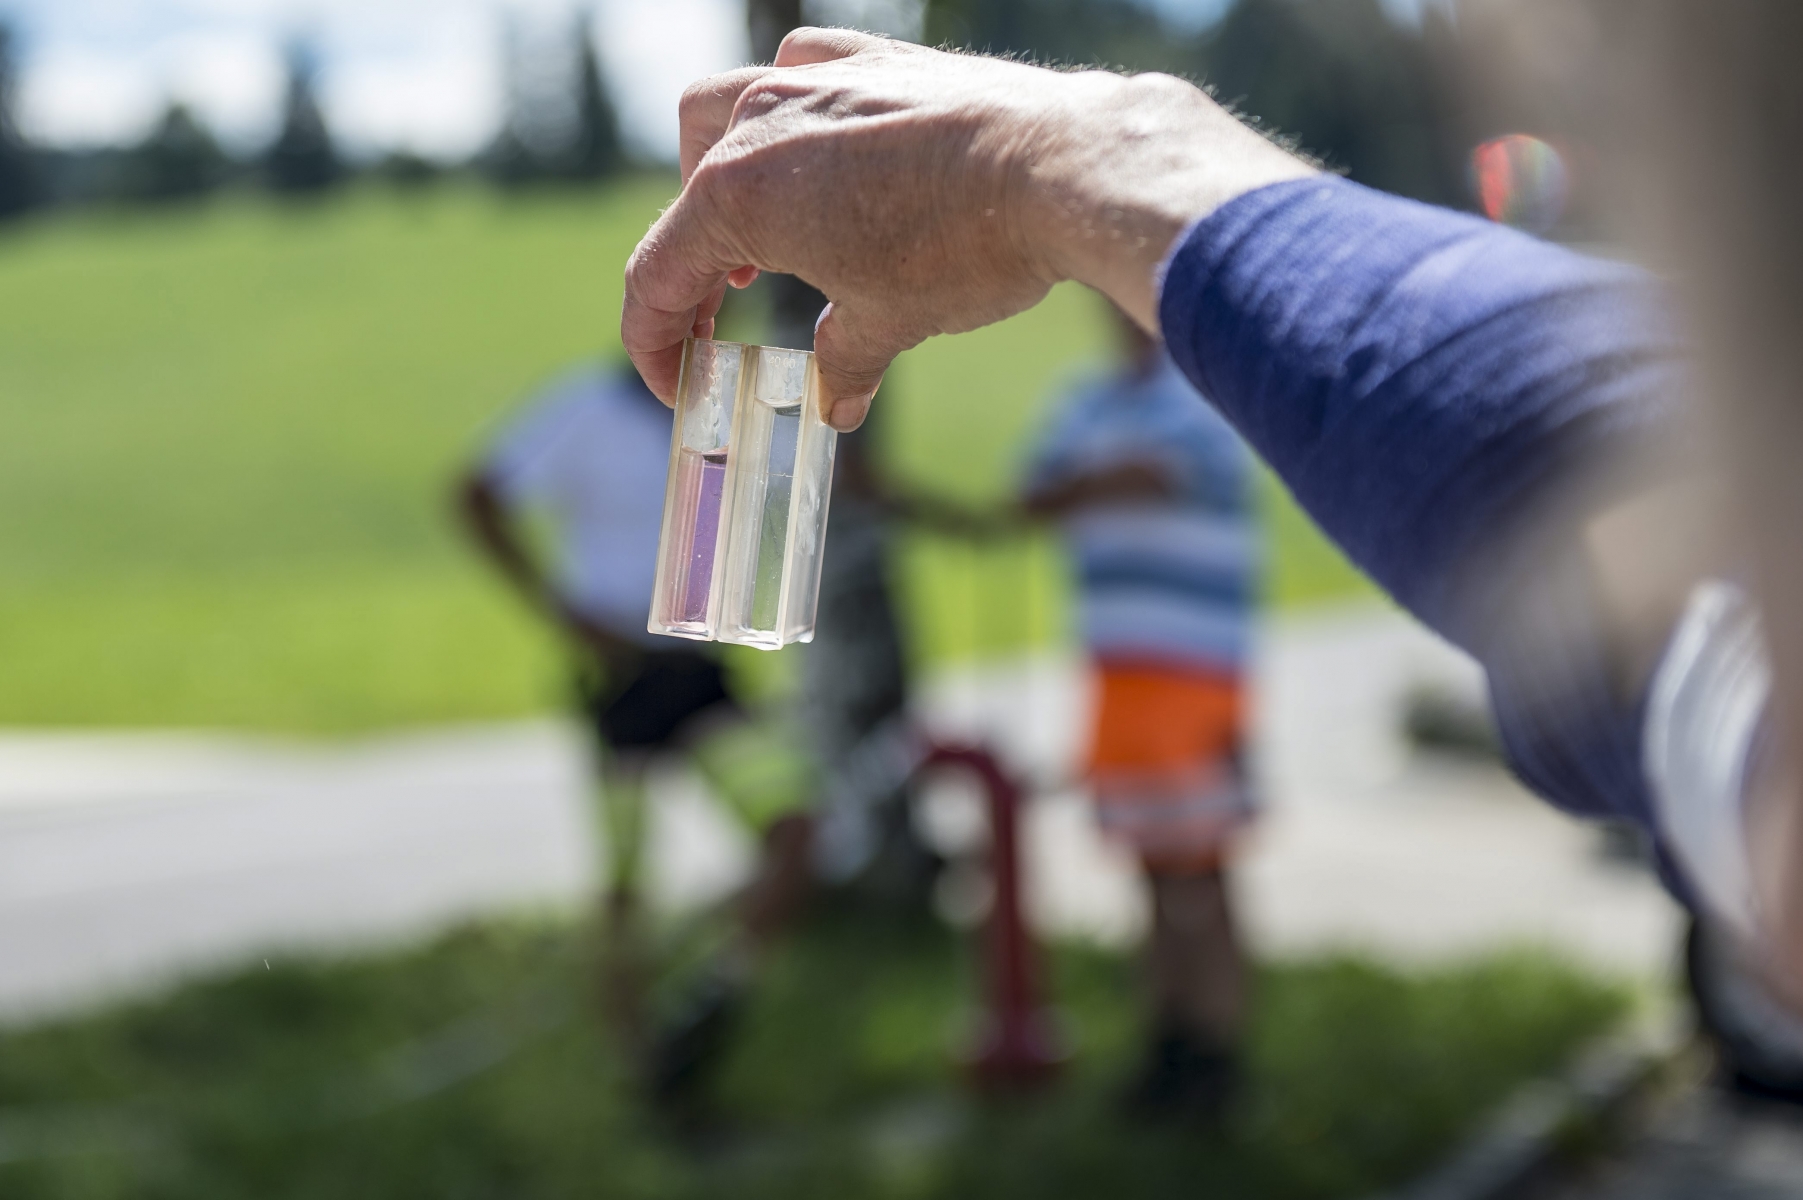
left=679, top=451, right=728, bottom=624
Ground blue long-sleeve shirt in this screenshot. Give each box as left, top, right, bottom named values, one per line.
left=1158, top=176, right=1687, bottom=860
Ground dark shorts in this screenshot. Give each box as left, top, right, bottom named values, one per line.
left=579, top=649, right=737, bottom=750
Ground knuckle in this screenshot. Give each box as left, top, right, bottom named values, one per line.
left=622, top=247, right=685, bottom=316
left=678, top=81, right=723, bottom=128
left=686, top=154, right=740, bottom=198
left=734, top=78, right=790, bottom=122
left=1129, top=71, right=1197, bottom=103
left=620, top=261, right=656, bottom=315
left=622, top=250, right=650, bottom=296
left=775, top=27, right=815, bottom=56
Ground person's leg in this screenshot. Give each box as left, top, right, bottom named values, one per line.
left=1145, top=864, right=1248, bottom=1046
left=684, top=703, right=819, bottom=963
left=736, top=811, right=816, bottom=955
left=1123, top=860, right=1248, bottom=1120
left=1087, top=661, right=1253, bottom=1118
left=643, top=784, right=815, bottom=1116
left=583, top=651, right=721, bottom=1069
left=594, top=746, right=653, bottom=1058
left=614, top=655, right=813, bottom=1113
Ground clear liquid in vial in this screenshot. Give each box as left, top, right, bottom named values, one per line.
left=674, top=449, right=728, bottom=626
left=749, top=403, right=801, bottom=631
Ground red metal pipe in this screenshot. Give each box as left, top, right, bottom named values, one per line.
left=924, top=743, right=1064, bottom=1090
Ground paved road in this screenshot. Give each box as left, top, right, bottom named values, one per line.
left=0, top=605, right=1682, bottom=1024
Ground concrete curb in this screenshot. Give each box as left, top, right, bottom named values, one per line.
left=1378, top=1008, right=1690, bottom=1200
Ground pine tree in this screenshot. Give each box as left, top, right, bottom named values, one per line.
left=486, top=13, right=576, bottom=186
left=0, top=22, right=39, bottom=219
left=484, top=15, right=537, bottom=186
left=265, top=42, right=342, bottom=195
left=566, top=8, right=623, bottom=181
left=123, top=103, right=228, bottom=202
left=1197, top=0, right=1460, bottom=205
left=748, top=0, right=804, bottom=63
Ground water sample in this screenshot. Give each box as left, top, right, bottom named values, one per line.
left=676, top=449, right=728, bottom=625
left=751, top=403, right=800, bottom=630
left=649, top=340, right=740, bottom=639
left=648, top=339, right=838, bottom=649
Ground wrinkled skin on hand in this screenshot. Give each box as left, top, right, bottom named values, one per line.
left=621, top=28, right=1312, bottom=431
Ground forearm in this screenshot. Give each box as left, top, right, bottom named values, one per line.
left=1011, top=72, right=1315, bottom=332
left=1155, top=178, right=1681, bottom=826
left=1158, top=177, right=1681, bottom=646
left=1022, top=463, right=1178, bottom=519
left=457, top=477, right=556, bottom=615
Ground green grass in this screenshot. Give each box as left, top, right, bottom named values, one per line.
left=0, top=914, right=1624, bottom=1200
left=0, top=181, right=1372, bottom=731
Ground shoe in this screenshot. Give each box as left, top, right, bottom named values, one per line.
left=1121, top=1026, right=1241, bottom=1126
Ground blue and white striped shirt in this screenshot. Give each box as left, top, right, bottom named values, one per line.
left=1025, top=355, right=1258, bottom=674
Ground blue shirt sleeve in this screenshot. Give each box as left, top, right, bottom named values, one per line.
left=1158, top=176, right=1690, bottom=851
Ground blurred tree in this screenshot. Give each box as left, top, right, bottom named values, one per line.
left=925, top=0, right=1026, bottom=51
left=375, top=150, right=442, bottom=189
left=486, top=10, right=622, bottom=186
left=0, top=21, right=41, bottom=219
left=1196, top=0, right=1462, bottom=205
left=265, top=42, right=343, bottom=195
left=566, top=8, right=624, bottom=181
left=120, top=102, right=230, bottom=203
left=805, top=0, right=929, bottom=40
left=924, top=0, right=1464, bottom=205
left=925, top=0, right=1182, bottom=70
left=484, top=14, right=539, bottom=186
left=750, top=0, right=805, bottom=62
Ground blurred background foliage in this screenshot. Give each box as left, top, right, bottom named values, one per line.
left=0, top=0, right=1579, bottom=732
left=0, top=0, right=1478, bottom=727
left=0, top=178, right=1370, bottom=730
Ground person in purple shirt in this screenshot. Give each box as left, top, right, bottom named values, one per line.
left=615, top=25, right=1803, bottom=1078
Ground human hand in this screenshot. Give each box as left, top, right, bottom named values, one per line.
left=621, top=28, right=1313, bottom=432
left=1023, top=461, right=1178, bottom=517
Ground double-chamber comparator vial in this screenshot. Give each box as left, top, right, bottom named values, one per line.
left=648, top=338, right=838, bottom=650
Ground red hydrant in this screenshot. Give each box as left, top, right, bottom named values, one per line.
left=923, top=743, right=1065, bottom=1090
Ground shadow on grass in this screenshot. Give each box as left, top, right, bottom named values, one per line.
left=0, top=911, right=1625, bottom=1199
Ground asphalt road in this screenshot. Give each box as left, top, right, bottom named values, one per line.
left=0, top=605, right=1682, bottom=1025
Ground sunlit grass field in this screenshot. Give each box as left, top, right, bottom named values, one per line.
left=0, top=179, right=1371, bottom=731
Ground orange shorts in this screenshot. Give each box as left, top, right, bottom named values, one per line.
left=1087, top=660, right=1252, bottom=872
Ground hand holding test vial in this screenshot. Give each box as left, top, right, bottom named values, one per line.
left=648, top=338, right=838, bottom=650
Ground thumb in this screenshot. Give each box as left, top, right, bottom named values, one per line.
left=810, top=301, right=911, bottom=432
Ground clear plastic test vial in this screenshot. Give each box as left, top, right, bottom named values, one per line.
left=648, top=337, right=838, bottom=650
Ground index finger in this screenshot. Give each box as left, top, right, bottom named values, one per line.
left=773, top=26, right=888, bottom=67
left=677, top=66, right=774, bottom=186
left=621, top=188, right=746, bottom=404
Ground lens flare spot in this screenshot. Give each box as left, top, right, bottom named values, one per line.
left=1471, top=134, right=1569, bottom=233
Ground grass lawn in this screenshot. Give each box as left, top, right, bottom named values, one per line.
left=0, top=913, right=1624, bottom=1200
left=0, top=180, right=1371, bottom=732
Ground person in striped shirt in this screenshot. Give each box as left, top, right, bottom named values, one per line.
left=1023, top=305, right=1259, bottom=1120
